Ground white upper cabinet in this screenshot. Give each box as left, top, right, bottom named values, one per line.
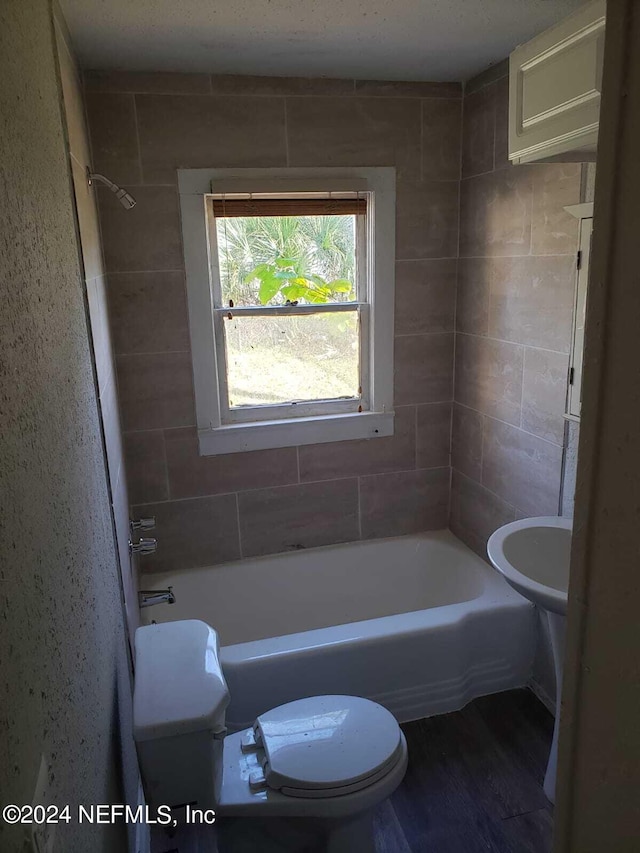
left=509, top=0, right=606, bottom=164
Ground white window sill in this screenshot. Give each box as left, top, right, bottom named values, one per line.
left=198, top=411, right=394, bottom=456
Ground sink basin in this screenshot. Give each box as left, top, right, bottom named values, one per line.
left=487, top=516, right=572, bottom=615
left=487, top=516, right=572, bottom=804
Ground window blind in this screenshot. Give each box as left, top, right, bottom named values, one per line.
left=211, top=197, right=367, bottom=218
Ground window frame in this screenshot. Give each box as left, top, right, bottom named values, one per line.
left=178, top=167, right=396, bottom=456
left=209, top=195, right=368, bottom=425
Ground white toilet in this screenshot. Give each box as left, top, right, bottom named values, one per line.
left=133, top=619, right=408, bottom=853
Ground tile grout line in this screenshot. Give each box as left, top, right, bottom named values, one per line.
left=519, top=347, right=526, bottom=430
left=394, top=330, right=454, bottom=339
left=161, top=430, right=171, bottom=500
left=479, top=406, right=486, bottom=494
left=455, top=400, right=566, bottom=450
left=130, top=467, right=451, bottom=508
left=450, top=252, right=577, bottom=260
left=131, top=94, right=144, bottom=185
left=116, top=349, right=192, bottom=358
left=283, top=98, right=290, bottom=167
left=420, top=99, right=424, bottom=183
left=455, top=467, right=518, bottom=518
left=105, top=268, right=187, bottom=275
left=234, top=492, right=244, bottom=559
left=450, top=87, right=464, bottom=527
left=455, top=331, right=571, bottom=359
left=84, top=80, right=462, bottom=100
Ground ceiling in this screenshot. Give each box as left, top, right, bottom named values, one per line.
left=61, top=0, right=587, bottom=82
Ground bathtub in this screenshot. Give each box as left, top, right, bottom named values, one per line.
left=140, top=530, right=536, bottom=730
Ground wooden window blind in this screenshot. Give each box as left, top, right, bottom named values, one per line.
left=211, top=197, right=367, bottom=218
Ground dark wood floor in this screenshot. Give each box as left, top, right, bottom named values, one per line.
left=151, top=689, right=554, bottom=853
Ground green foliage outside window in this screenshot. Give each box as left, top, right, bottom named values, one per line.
left=216, top=214, right=357, bottom=306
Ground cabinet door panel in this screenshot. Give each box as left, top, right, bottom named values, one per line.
left=509, top=0, right=605, bottom=164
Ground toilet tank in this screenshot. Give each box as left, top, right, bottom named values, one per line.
left=133, top=619, right=230, bottom=809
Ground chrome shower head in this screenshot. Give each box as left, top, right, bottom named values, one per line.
left=87, top=169, right=137, bottom=209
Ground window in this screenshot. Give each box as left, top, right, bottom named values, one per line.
left=178, top=168, right=395, bottom=455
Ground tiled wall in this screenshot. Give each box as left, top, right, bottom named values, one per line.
left=450, top=60, right=583, bottom=559
left=84, top=71, right=463, bottom=572
left=56, top=17, right=139, bottom=638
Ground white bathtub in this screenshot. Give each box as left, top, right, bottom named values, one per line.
left=140, top=530, right=536, bottom=730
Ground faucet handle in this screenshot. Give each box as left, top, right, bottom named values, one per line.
left=129, top=538, right=157, bottom=556
left=130, top=516, right=156, bottom=532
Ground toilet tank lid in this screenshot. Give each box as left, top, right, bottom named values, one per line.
left=133, top=620, right=230, bottom=742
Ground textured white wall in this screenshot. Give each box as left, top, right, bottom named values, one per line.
left=54, top=2, right=139, bottom=643
left=0, top=2, right=138, bottom=850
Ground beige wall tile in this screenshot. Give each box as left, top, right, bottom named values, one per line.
left=84, top=70, right=211, bottom=94
left=132, top=494, right=240, bottom=572
left=101, top=372, right=125, bottom=495
left=211, top=75, right=354, bottom=96
left=462, top=84, right=495, bottom=179
left=395, top=259, right=456, bottom=335
left=360, top=468, right=449, bottom=539
left=455, top=334, right=523, bottom=425
left=482, top=417, right=562, bottom=516
left=99, top=185, right=183, bottom=272
left=489, top=255, right=575, bottom=352
left=493, top=76, right=510, bottom=171
left=465, top=61, right=509, bottom=95
left=531, top=163, right=581, bottom=255
left=394, top=332, right=454, bottom=405
left=456, top=257, right=490, bottom=336
left=299, top=405, right=415, bottom=482
left=86, top=276, right=114, bottom=395
left=108, top=271, right=190, bottom=355
left=449, top=469, right=515, bottom=558
left=56, top=23, right=91, bottom=166
left=522, top=348, right=569, bottom=446
left=451, top=403, right=483, bottom=481
left=238, top=480, right=359, bottom=557
left=111, top=466, right=138, bottom=621
left=416, top=402, right=451, bottom=469
left=124, top=430, right=169, bottom=504
left=136, top=94, right=287, bottom=183
left=287, top=97, right=421, bottom=179
left=71, top=157, right=105, bottom=281
left=355, top=80, right=461, bottom=98
left=396, top=180, right=459, bottom=259
left=165, top=427, right=298, bottom=498
left=85, top=92, right=142, bottom=185
left=422, top=99, right=462, bottom=181
left=459, top=169, right=532, bottom=257
left=116, top=352, right=195, bottom=431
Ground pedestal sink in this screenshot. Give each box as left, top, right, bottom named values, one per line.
left=487, top=516, right=572, bottom=803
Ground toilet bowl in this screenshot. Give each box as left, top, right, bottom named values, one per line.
left=133, top=619, right=407, bottom=853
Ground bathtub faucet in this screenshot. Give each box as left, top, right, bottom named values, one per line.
left=139, top=587, right=176, bottom=608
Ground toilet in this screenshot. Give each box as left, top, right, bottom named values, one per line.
left=133, top=619, right=408, bottom=853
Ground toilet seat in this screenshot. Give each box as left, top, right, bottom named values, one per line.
left=241, top=695, right=403, bottom=799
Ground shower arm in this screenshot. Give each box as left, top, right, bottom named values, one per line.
left=86, top=167, right=137, bottom=210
